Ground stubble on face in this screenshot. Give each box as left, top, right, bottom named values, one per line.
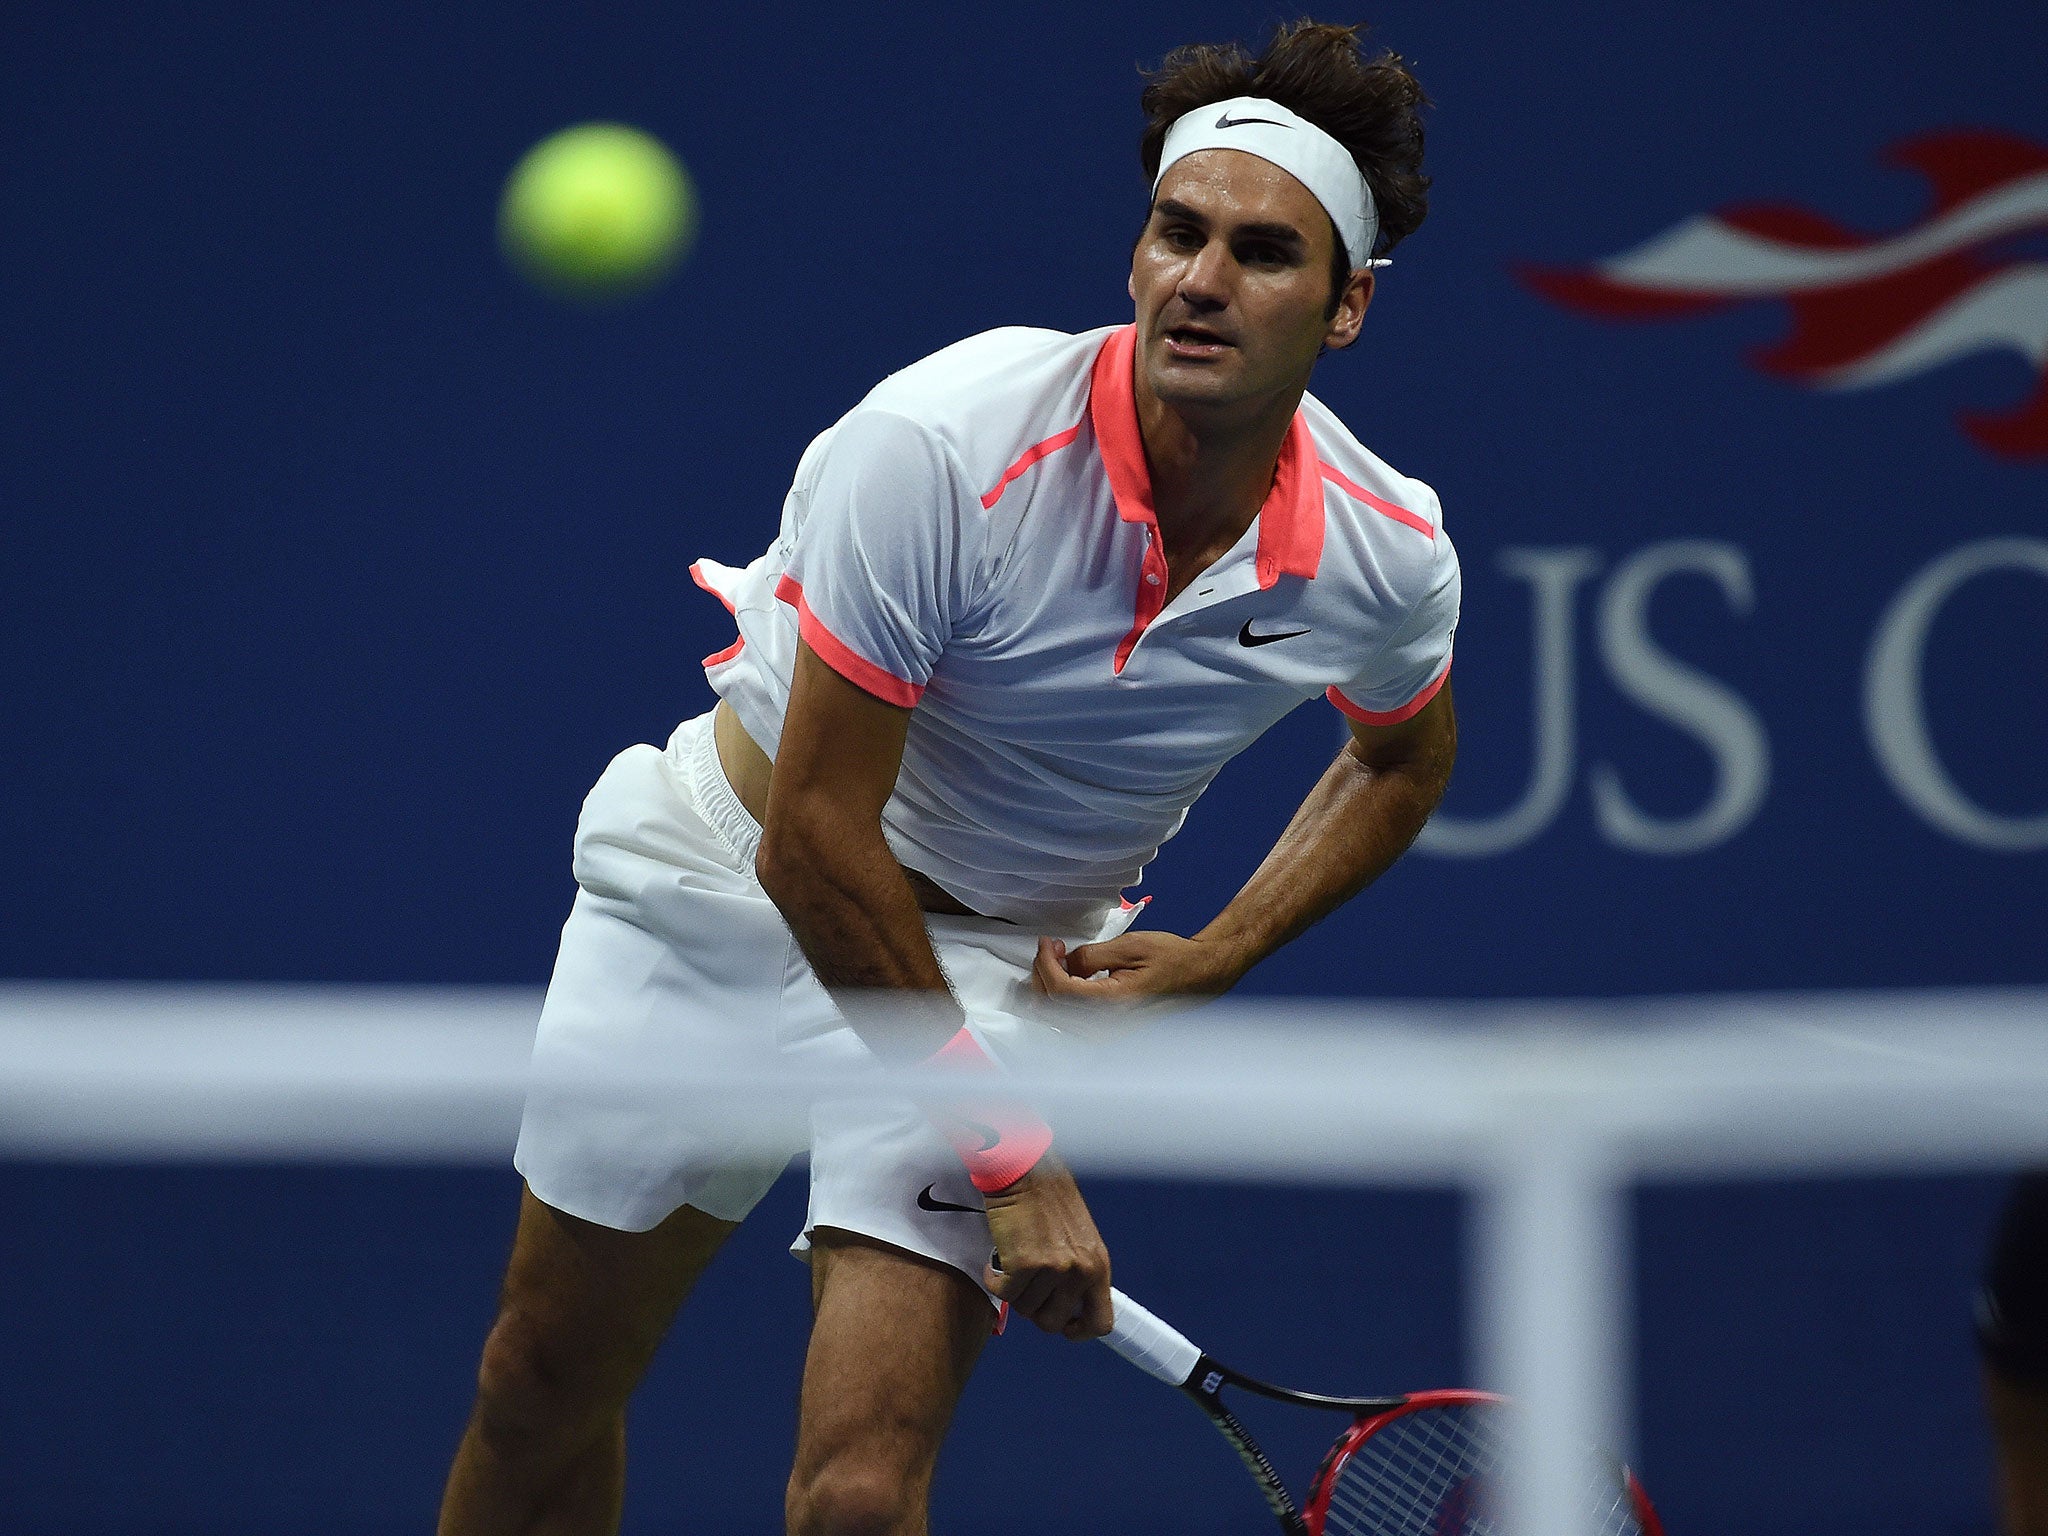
left=1130, top=151, right=1346, bottom=427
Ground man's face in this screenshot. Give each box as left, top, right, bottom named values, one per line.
left=1130, top=149, right=1369, bottom=418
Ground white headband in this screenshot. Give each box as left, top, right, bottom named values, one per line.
left=1153, top=95, right=1385, bottom=270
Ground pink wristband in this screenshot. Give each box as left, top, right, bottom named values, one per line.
left=925, top=1027, right=1054, bottom=1194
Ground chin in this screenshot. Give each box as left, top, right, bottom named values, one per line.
left=1145, top=358, right=1252, bottom=411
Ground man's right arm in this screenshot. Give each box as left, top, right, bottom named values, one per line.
left=754, top=640, right=959, bottom=1048
left=755, top=640, right=1113, bottom=1338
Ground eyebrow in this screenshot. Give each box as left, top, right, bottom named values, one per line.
left=1153, top=197, right=1308, bottom=251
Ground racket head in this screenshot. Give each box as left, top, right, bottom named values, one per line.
left=1302, top=1389, right=1663, bottom=1536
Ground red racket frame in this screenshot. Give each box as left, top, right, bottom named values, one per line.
left=1301, top=1388, right=1665, bottom=1536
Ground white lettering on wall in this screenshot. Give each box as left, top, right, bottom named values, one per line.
left=1590, top=541, right=1771, bottom=854
left=1863, top=536, right=2048, bottom=852
left=1415, top=547, right=1601, bottom=857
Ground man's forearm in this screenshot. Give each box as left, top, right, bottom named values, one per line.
left=757, top=811, right=1054, bottom=1193
left=755, top=813, right=964, bottom=1058
left=1195, top=728, right=1454, bottom=984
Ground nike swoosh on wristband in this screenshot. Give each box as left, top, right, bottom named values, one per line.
left=1239, top=620, right=1312, bottom=646
left=955, top=1117, right=1004, bottom=1152
left=917, top=1184, right=982, bottom=1214
left=1216, top=111, right=1290, bottom=130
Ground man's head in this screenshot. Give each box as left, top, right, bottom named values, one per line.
left=1129, top=21, right=1430, bottom=417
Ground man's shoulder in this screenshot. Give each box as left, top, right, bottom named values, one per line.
left=1298, top=391, right=1446, bottom=548
left=854, top=326, right=1111, bottom=467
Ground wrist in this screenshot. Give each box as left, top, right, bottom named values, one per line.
left=981, top=1148, right=1063, bottom=1200
left=926, top=1026, right=1055, bottom=1193
left=1184, top=926, right=1258, bottom=993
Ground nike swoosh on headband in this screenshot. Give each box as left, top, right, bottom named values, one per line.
left=1239, top=621, right=1312, bottom=646
left=1216, top=111, right=1290, bottom=130
left=917, top=1184, right=982, bottom=1214
left=1162, top=96, right=1381, bottom=270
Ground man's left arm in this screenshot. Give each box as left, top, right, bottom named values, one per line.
left=1034, top=684, right=1456, bottom=1004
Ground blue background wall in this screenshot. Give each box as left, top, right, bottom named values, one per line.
left=3, top=2, right=2042, bottom=1530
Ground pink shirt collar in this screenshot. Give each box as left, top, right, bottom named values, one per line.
left=1087, top=324, right=1326, bottom=588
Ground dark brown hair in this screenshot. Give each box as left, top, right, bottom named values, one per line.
left=1139, top=18, right=1431, bottom=278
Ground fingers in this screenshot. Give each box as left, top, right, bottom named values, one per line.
left=1009, top=1268, right=1060, bottom=1321
left=1034, top=936, right=1140, bottom=980
left=1033, top=935, right=1148, bottom=998
left=1063, top=1274, right=1115, bottom=1341
left=1032, top=937, right=1077, bottom=996
left=983, top=1244, right=1084, bottom=1330
left=981, top=1153, right=1111, bottom=1336
left=1049, top=1261, right=1114, bottom=1339
left=1065, top=938, right=1138, bottom=977
left=984, top=1225, right=1112, bottom=1337
left=998, top=1261, right=1107, bottom=1337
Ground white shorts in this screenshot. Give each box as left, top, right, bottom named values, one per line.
left=513, top=710, right=1134, bottom=1292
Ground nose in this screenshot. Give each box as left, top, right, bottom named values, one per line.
left=1176, top=239, right=1232, bottom=312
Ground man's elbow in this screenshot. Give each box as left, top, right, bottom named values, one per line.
left=753, top=815, right=814, bottom=910
left=1368, top=700, right=1457, bottom=816
left=754, top=806, right=873, bottom=915
left=1427, top=702, right=1458, bottom=796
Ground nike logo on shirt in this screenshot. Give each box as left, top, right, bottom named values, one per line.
left=917, top=1184, right=982, bottom=1214
left=1239, top=620, right=1312, bottom=646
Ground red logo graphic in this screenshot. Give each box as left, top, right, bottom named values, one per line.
left=1522, top=130, right=2048, bottom=458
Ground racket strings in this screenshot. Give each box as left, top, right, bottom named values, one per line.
left=1317, top=1405, right=1644, bottom=1536
left=1322, top=1405, right=1499, bottom=1535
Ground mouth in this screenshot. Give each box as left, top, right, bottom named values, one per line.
left=1161, top=322, right=1233, bottom=360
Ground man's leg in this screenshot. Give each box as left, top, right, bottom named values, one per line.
left=439, top=1186, right=738, bottom=1536
left=785, top=1229, right=994, bottom=1536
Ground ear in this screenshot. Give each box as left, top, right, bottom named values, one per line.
left=1128, top=270, right=1137, bottom=303
left=1322, top=269, right=1374, bottom=351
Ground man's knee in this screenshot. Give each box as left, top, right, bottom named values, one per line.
left=785, top=1454, right=925, bottom=1536
left=471, top=1302, right=618, bottom=1451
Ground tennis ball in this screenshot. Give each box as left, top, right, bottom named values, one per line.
left=499, top=123, right=697, bottom=299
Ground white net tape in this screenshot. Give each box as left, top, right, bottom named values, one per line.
left=4, top=981, right=2046, bottom=1536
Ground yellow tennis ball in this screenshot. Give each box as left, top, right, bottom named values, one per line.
left=499, top=123, right=697, bottom=299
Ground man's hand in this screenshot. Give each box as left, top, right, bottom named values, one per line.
left=1030, top=931, right=1240, bottom=1028
left=980, top=1152, right=1113, bottom=1340
left=1034, top=687, right=1459, bottom=1030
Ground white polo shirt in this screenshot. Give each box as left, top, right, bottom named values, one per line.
left=691, top=323, right=1459, bottom=934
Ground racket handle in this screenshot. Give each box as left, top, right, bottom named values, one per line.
left=1102, top=1286, right=1203, bottom=1387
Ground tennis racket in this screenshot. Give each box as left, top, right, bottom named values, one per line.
left=1101, top=1286, right=1662, bottom=1536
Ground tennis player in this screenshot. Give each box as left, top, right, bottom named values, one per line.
left=440, top=21, right=1456, bottom=1535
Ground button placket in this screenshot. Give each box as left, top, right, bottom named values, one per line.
left=1114, top=524, right=1173, bottom=674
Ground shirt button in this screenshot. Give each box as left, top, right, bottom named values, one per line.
left=1145, top=573, right=1161, bottom=585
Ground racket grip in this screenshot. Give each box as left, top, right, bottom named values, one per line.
left=1102, top=1286, right=1203, bottom=1387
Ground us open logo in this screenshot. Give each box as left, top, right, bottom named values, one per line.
left=1409, top=132, right=2048, bottom=860
left=1523, top=129, right=2048, bottom=459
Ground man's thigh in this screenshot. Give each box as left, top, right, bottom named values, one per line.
left=788, top=1228, right=993, bottom=1516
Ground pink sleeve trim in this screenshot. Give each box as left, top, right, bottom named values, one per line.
left=1318, top=462, right=1436, bottom=540
left=773, top=573, right=925, bottom=708
left=980, top=424, right=1083, bottom=509
left=1328, top=658, right=1452, bottom=725
left=689, top=561, right=745, bottom=667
